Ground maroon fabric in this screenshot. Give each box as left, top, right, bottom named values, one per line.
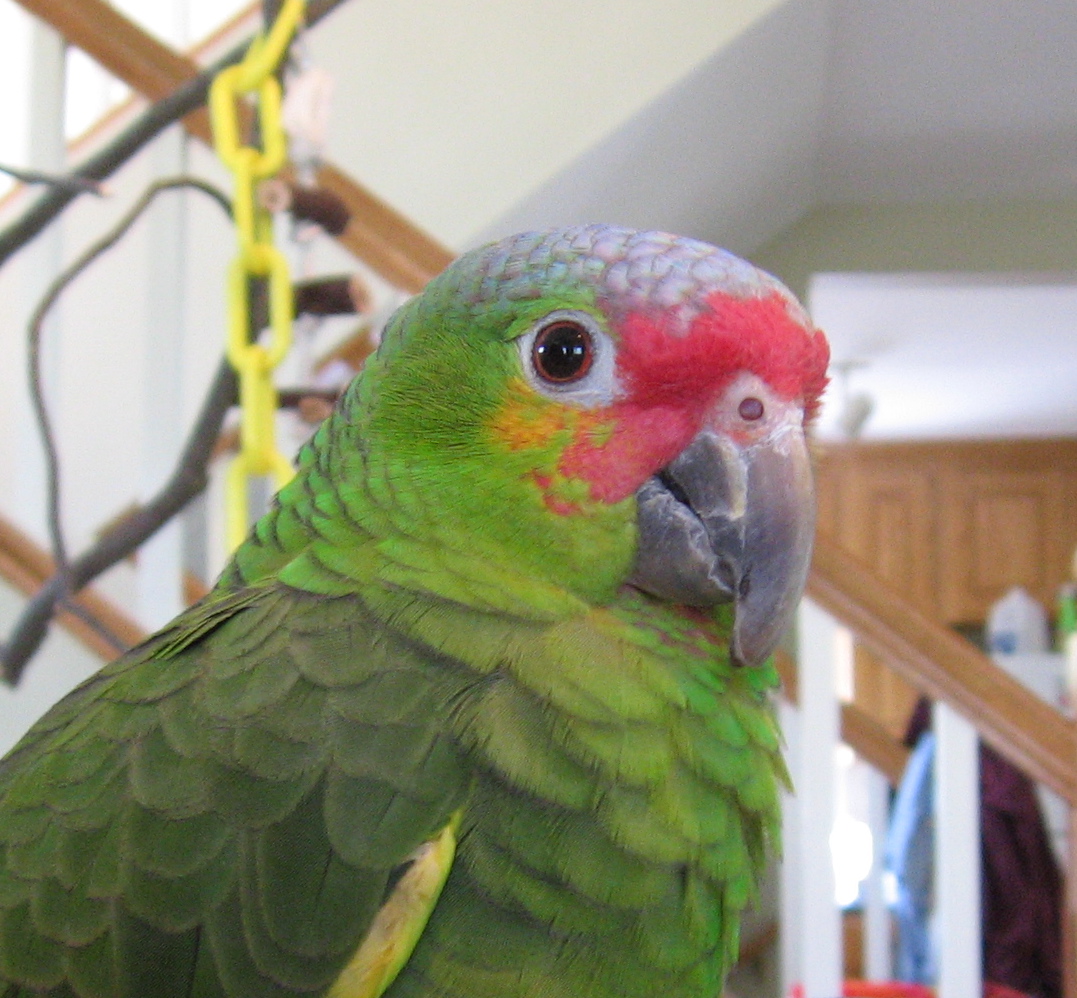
left=979, top=744, right=1063, bottom=998
left=902, top=697, right=932, bottom=748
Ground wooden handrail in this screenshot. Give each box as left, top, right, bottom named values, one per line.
left=0, top=514, right=144, bottom=664
left=808, top=531, right=1077, bottom=805
left=13, top=0, right=455, bottom=293
left=840, top=701, right=910, bottom=787
left=309, top=164, right=454, bottom=293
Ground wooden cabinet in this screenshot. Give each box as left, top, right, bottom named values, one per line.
left=816, top=460, right=937, bottom=615
left=938, top=465, right=1073, bottom=623
left=815, top=439, right=1077, bottom=625
left=813, top=438, right=1077, bottom=736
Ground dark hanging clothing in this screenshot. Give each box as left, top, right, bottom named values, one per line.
left=979, top=743, right=1063, bottom=998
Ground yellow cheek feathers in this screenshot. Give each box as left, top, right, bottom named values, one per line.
left=486, top=378, right=601, bottom=452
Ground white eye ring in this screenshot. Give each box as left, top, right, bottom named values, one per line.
left=516, top=309, right=619, bottom=408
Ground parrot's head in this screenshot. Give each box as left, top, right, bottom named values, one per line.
left=348, top=225, right=829, bottom=665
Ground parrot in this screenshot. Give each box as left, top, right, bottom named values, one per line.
left=0, top=224, right=828, bottom=998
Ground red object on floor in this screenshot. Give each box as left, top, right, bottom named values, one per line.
left=789, top=983, right=934, bottom=998
left=789, top=981, right=1034, bottom=998
left=842, top=983, right=934, bottom=998
left=983, top=984, right=1036, bottom=998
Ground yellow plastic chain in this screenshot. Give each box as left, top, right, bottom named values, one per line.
left=209, top=0, right=306, bottom=551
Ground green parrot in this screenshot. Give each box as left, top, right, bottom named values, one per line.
left=0, top=225, right=829, bottom=998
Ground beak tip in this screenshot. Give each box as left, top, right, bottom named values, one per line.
left=730, top=630, right=770, bottom=670
left=732, top=580, right=802, bottom=669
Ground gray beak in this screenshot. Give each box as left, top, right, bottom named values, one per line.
left=628, top=409, right=815, bottom=667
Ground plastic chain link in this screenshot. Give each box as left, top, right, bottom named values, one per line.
left=209, top=0, right=306, bottom=550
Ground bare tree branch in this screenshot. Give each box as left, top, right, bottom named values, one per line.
left=2, top=359, right=237, bottom=684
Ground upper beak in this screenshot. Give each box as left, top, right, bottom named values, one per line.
left=628, top=402, right=815, bottom=667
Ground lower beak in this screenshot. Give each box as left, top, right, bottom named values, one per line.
left=628, top=410, right=815, bottom=667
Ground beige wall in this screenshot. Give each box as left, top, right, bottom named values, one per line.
left=311, top=0, right=789, bottom=249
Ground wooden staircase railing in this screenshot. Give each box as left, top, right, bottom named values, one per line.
left=809, top=531, right=1077, bottom=805
left=807, top=530, right=1077, bottom=998
left=0, top=513, right=144, bottom=663
left=775, top=647, right=909, bottom=787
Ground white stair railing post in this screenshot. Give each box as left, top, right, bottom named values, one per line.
left=934, top=702, right=982, bottom=998
left=13, top=18, right=66, bottom=540
left=784, top=598, right=845, bottom=998
left=863, top=766, right=893, bottom=981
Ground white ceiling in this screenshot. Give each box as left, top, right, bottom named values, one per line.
left=809, top=273, right=1077, bottom=440
left=479, top=0, right=1077, bottom=245
left=818, top=0, right=1077, bottom=203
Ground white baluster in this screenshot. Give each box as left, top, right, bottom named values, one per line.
left=12, top=19, right=66, bottom=541
left=788, top=599, right=844, bottom=998
left=863, top=765, right=893, bottom=981
left=934, top=702, right=982, bottom=998
left=136, top=128, right=189, bottom=630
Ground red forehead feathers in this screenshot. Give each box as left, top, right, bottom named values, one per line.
left=616, top=291, right=830, bottom=422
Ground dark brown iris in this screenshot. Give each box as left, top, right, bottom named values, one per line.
left=532, top=321, right=594, bottom=383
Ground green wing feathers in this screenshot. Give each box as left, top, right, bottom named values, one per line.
left=0, top=579, right=784, bottom=998
left=0, top=587, right=470, bottom=998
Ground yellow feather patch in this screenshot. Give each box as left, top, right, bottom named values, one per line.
left=486, top=377, right=610, bottom=454
left=328, top=815, right=460, bottom=998
left=486, top=378, right=617, bottom=516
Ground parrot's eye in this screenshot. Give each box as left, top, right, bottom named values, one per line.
left=518, top=308, right=617, bottom=407
left=738, top=397, right=765, bottom=421
left=531, top=321, right=594, bottom=383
